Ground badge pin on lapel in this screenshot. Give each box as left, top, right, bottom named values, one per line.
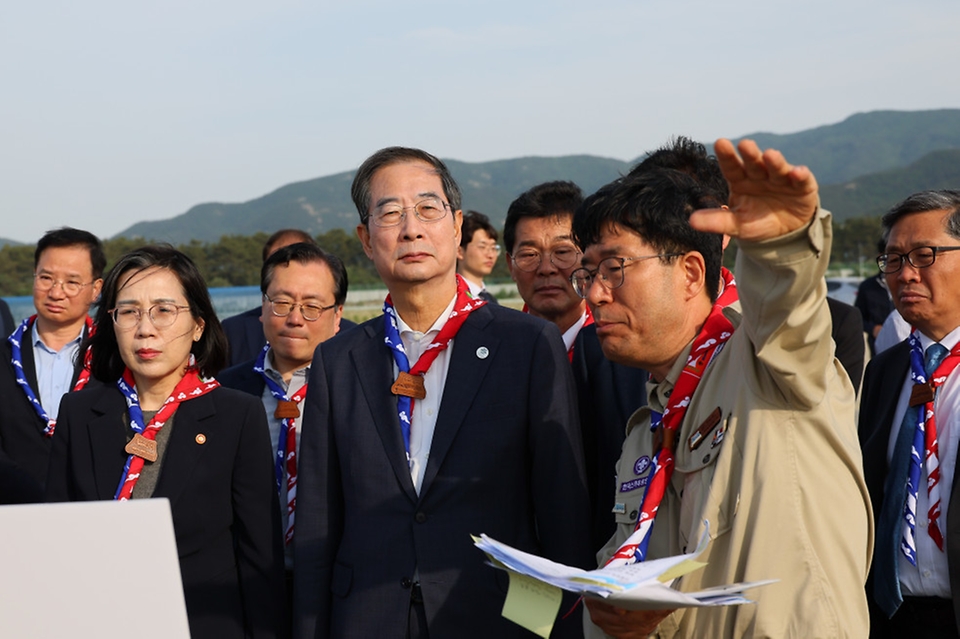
left=476, top=346, right=489, bottom=359
left=195, top=434, right=207, bottom=445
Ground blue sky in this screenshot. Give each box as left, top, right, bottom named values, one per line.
left=2, top=0, right=958, bottom=244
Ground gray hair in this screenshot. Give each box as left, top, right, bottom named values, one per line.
left=882, top=190, right=960, bottom=244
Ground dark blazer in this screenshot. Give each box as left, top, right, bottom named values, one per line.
left=46, top=384, right=288, bottom=639
left=827, top=297, right=865, bottom=392
left=293, top=304, right=594, bottom=639
left=0, top=299, right=14, bottom=339
left=218, top=358, right=265, bottom=397
left=859, top=340, right=960, bottom=634
left=570, top=323, right=649, bottom=551
left=221, top=307, right=357, bottom=368
left=0, top=327, right=92, bottom=490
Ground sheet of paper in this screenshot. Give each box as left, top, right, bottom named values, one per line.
left=501, top=571, right=562, bottom=639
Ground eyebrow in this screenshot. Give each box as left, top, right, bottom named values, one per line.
left=114, top=297, right=181, bottom=306
left=37, top=268, right=84, bottom=279
left=373, top=191, right=442, bottom=209
left=516, top=235, right=577, bottom=248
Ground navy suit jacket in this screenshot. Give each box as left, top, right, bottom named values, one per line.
left=570, top=323, right=649, bottom=551
left=218, top=358, right=265, bottom=397
left=859, top=340, right=960, bottom=633
left=293, top=303, right=593, bottom=639
left=0, top=325, right=93, bottom=490
left=46, top=384, right=288, bottom=639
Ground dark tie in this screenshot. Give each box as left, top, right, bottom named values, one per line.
left=874, top=342, right=949, bottom=616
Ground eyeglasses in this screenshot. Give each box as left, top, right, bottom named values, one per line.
left=34, top=274, right=97, bottom=297
left=263, top=294, right=336, bottom=321
left=510, top=244, right=581, bottom=273
left=369, top=198, right=451, bottom=227
left=472, top=242, right=502, bottom=255
left=877, top=246, right=960, bottom=274
left=570, top=253, right=682, bottom=298
left=110, top=303, right=192, bottom=329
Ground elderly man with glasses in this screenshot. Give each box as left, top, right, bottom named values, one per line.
left=0, top=227, right=104, bottom=491
left=860, top=190, right=960, bottom=638
left=293, top=147, right=593, bottom=639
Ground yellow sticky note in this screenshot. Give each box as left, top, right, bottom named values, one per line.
left=658, top=559, right=708, bottom=583
left=501, top=571, right=562, bottom=638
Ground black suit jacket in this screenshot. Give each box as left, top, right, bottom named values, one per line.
left=46, top=384, right=288, bottom=639
left=0, top=327, right=93, bottom=490
left=293, top=304, right=593, bottom=639
left=859, top=340, right=960, bottom=633
left=218, top=358, right=265, bottom=397
left=0, top=299, right=14, bottom=339
left=827, top=297, right=865, bottom=392
left=570, top=323, right=649, bottom=551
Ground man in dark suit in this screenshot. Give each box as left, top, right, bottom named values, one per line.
left=0, top=227, right=104, bottom=489
left=293, top=147, right=593, bottom=639
left=860, top=190, right=960, bottom=638
left=219, top=242, right=348, bottom=573
left=222, top=229, right=317, bottom=367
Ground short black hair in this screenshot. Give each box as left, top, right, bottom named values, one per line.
left=35, top=227, right=106, bottom=279
left=86, top=245, right=228, bottom=381
left=881, top=190, right=960, bottom=245
left=573, top=169, right=725, bottom=301
left=351, top=147, right=462, bottom=224
left=503, top=181, right=583, bottom=254
left=630, top=137, right=729, bottom=204
left=459, top=211, right=499, bottom=248
left=262, top=229, right=317, bottom=262
left=261, top=242, right=349, bottom=307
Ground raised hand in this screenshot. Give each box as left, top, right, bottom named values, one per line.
left=689, top=138, right=819, bottom=242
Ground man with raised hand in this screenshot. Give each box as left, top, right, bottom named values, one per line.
left=0, top=227, right=104, bottom=490
left=293, top=146, right=592, bottom=639
left=576, top=140, right=871, bottom=638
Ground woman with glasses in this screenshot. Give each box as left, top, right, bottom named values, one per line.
left=46, top=245, right=286, bottom=639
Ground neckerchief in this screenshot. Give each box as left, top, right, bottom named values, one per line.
left=254, top=344, right=304, bottom=546
left=383, top=275, right=485, bottom=467
left=7, top=315, right=94, bottom=437
left=607, top=292, right=736, bottom=567
left=114, top=364, right=219, bottom=500
left=900, top=331, right=960, bottom=562
left=716, top=267, right=738, bottom=308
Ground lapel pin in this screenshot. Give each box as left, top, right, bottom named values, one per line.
left=195, top=434, right=207, bottom=445
left=476, top=346, right=489, bottom=359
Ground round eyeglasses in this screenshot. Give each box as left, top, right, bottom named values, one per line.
left=876, top=245, right=960, bottom=274
left=110, top=303, right=192, bottom=329
left=35, top=274, right=97, bottom=297
left=369, top=198, right=451, bottom=228
left=509, top=245, right=581, bottom=273
left=569, top=253, right=682, bottom=298
left=263, top=294, right=336, bottom=321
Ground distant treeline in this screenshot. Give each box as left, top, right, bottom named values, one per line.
left=0, top=216, right=884, bottom=298
left=0, top=228, right=514, bottom=297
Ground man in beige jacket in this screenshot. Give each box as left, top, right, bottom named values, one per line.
left=573, top=139, right=873, bottom=638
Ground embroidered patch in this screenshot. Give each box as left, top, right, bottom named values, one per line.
left=620, top=477, right=649, bottom=492
left=612, top=502, right=626, bottom=514
left=633, top=455, right=651, bottom=476
left=711, top=422, right=726, bottom=448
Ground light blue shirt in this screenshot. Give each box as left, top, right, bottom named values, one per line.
left=31, top=322, right=83, bottom=420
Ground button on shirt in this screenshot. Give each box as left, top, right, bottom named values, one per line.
left=888, top=325, right=960, bottom=598
left=261, top=351, right=307, bottom=568
left=32, top=322, right=83, bottom=420
left=395, top=296, right=456, bottom=495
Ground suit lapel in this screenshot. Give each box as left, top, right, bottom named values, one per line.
left=867, top=342, right=913, bottom=469
left=87, top=388, right=131, bottom=499
left=352, top=321, right=418, bottom=502
left=153, top=392, right=215, bottom=506
left=420, top=307, right=498, bottom=497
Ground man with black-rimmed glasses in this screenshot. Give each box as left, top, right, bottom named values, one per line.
left=0, top=227, right=104, bottom=491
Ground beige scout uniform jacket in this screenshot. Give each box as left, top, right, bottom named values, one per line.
left=586, top=209, right=873, bottom=639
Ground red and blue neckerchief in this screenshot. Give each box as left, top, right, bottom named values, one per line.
left=900, top=331, right=960, bottom=563
left=254, top=344, right=303, bottom=546
left=607, top=268, right=737, bottom=566
left=383, top=275, right=485, bottom=468
left=7, top=315, right=94, bottom=437
left=114, top=365, right=219, bottom=500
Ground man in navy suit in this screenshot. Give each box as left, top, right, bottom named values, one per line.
left=293, top=147, right=593, bottom=639
left=0, top=227, right=104, bottom=489
left=860, top=190, right=960, bottom=637
left=219, top=242, right=347, bottom=575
